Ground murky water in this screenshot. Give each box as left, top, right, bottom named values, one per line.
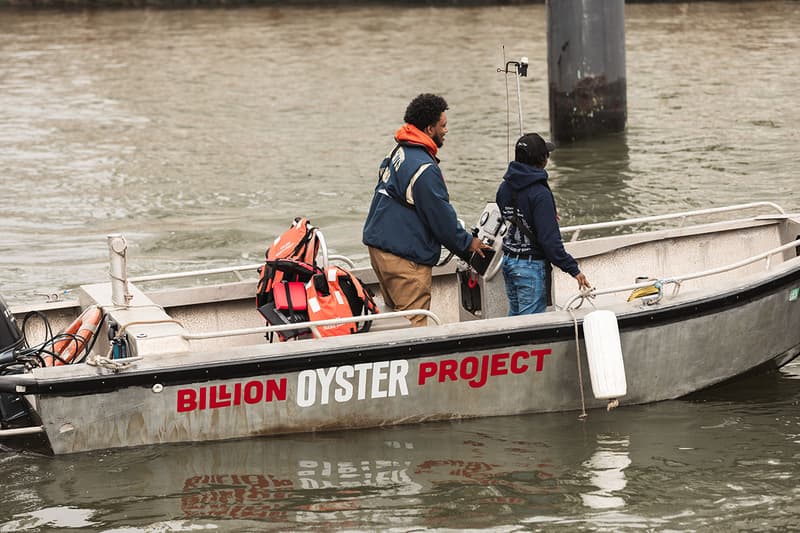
left=1, top=2, right=799, bottom=531
left=1, top=364, right=799, bottom=531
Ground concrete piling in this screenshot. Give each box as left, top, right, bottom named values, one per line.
left=547, top=0, right=627, bottom=143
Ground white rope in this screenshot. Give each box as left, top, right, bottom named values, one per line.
left=568, top=307, right=588, bottom=420
left=87, top=353, right=143, bottom=372
left=567, top=286, right=599, bottom=419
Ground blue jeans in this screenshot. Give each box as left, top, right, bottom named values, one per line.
left=502, top=256, right=547, bottom=316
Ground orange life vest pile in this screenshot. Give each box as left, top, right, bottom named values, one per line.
left=256, top=218, right=379, bottom=341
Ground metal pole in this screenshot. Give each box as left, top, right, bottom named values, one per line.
left=514, top=68, right=524, bottom=136
left=547, top=0, right=627, bottom=143
left=107, top=234, right=132, bottom=307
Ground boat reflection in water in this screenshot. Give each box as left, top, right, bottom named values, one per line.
left=580, top=435, right=631, bottom=510
left=4, top=359, right=799, bottom=532
left=30, top=414, right=606, bottom=529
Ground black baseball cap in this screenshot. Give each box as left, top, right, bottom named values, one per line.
left=515, top=133, right=556, bottom=165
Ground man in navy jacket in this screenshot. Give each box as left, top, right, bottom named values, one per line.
left=495, top=133, right=591, bottom=315
left=363, top=93, right=488, bottom=326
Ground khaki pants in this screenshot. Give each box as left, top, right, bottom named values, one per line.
left=368, top=246, right=432, bottom=327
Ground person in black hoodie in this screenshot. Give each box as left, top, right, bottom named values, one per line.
left=495, top=133, right=591, bottom=315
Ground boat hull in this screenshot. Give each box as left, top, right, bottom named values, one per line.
left=4, top=205, right=800, bottom=455
left=18, top=267, right=800, bottom=455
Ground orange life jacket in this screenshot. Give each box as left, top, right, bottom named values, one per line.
left=305, top=266, right=379, bottom=338
left=265, top=217, right=319, bottom=265
left=255, top=219, right=378, bottom=342
left=256, top=217, right=320, bottom=311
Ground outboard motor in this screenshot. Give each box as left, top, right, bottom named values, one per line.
left=458, top=203, right=509, bottom=319
left=0, top=294, right=30, bottom=428
left=0, top=294, right=23, bottom=364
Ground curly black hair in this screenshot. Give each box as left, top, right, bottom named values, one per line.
left=404, top=93, right=448, bottom=131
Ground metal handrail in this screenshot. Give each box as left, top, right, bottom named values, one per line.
left=560, top=202, right=785, bottom=242
left=182, top=309, right=441, bottom=341
left=129, top=228, right=355, bottom=284
left=131, top=264, right=263, bottom=283
left=562, top=237, right=800, bottom=310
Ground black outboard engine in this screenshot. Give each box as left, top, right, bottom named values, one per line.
left=0, top=294, right=23, bottom=364
left=0, top=294, right=30, bottom=428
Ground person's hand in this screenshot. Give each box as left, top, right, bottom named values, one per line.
left=468, top=237, right=493, bottom=258
left=575, top=272, right=591, bottom=290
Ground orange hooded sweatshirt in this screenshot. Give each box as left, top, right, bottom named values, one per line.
left=394, top=124, right=438, bottom=159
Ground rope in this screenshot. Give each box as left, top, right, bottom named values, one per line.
left=567, top=289, right=625, bottom=415
left=87, top=353, right=143, bottom=372
left=566, top=286, right=598, bottom=420
left=97, top=315, right=185, bottom=369
left=568, top=307, right=588, bottom=420
left=568, top=286, right=597, bottom=312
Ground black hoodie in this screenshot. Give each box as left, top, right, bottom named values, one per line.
left=495, top=161, right=580, bottom=277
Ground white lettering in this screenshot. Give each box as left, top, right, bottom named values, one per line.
left=294, top=360, right=411, bottom=407
left=389, top=360, right=409, bottom=397
left=371, top=361, right=389, bottom=398
left=316, top=367, right=336, bottom=405
left=354, top=363, right=371, bottom=400
left=300, top=478, right=317, bottom=489
left=334, top=366, right=354, bottom=402
left=297, top=370, right=316, bottom=407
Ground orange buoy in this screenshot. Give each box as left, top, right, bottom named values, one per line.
left=46, top=305, right=103, bottom=366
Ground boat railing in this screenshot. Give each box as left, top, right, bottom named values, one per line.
left=129, top=257, right=350, bottom=284
left=181, top=309, right=441, bottom=341
left=119, top=203, right=786, bottom=286
left=128, top=230, right=354, bottom=285
left=560, top=202, right=785, bottom=242
left=562, top=237, right=800, bottom=311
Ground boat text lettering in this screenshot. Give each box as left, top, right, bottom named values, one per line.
left=177, top=378, right=288, bottom=413
left=296, top=360, right=409, bottom=407
left=418, top=349, right=552, bottom=388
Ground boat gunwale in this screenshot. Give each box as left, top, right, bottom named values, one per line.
left=4, top=259, right=800, bottom=397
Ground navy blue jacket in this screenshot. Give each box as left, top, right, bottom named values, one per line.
left=495, top=161, right=580, bottom=277
left=363, top=143, right=473, bottom=266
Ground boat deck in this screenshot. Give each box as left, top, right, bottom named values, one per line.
left=12, top=205, right=800, bottom=363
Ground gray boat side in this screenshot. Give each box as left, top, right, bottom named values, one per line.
left=3, top=204, right=800, bottom=454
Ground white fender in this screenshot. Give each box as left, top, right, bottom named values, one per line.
left=583, top=310, right=627, bottom=400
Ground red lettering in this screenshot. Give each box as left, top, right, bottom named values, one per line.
left=490, top=353, right=509, bottom=376
left=241, top=474, right=269, bottom=489
left=511, top=351, right=529, bottom=373
left=177, top=389, right=197, bottom=413
left=177, top=379, right=287, bottom=413
left=245, top=381, right=262, bottom=404
left=417, top=348, right=551, bottom=390
left=265, top=378, right=287, bottom=401
left=468, top=355, right=489, bottom=388
left=530, top=349, right=552, bottom=371
left=440, top=359, right=458, bottom=382
left=210, top=385, right=232, bottom=408
left=460, top=356, right=479, bottom=380
left=419, top=361, right=438, bottom=385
